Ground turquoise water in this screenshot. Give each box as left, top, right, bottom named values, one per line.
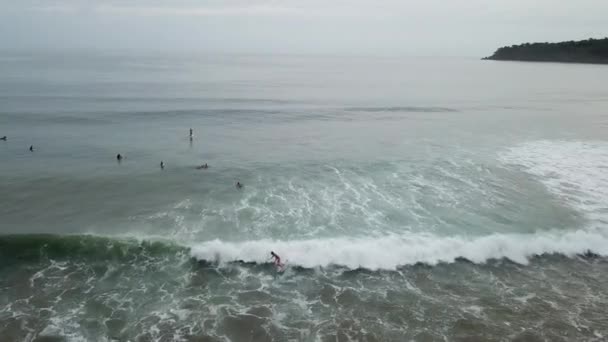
left=1, top=53, right=608, bottom=341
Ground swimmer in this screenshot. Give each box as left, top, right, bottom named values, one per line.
left=116, top=153, right=122, bottom=161
left=236, top=181, right=243, bottom=189
left=160, top=161, right=165, bottom=169
left=0, top=136, right=6, bottom=141
left=29, top=145, right=34, bottom=152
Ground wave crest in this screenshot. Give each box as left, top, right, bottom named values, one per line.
left=2, top=231, right=607, bottom=270
left=190, top=229, right=608, bottom=270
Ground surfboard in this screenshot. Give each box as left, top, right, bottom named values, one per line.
left=276, top=261, right=287, bottom=273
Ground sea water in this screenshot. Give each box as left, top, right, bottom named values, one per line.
left=1, top=52, right=608, bottom=341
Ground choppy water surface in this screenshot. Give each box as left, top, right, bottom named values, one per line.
left=1, top=53, right=608, bottom=341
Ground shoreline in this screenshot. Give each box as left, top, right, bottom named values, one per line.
left=482, top=57, right=608, bottom=65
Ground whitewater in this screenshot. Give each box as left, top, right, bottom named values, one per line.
left=188, top=140, right=608, bottom=269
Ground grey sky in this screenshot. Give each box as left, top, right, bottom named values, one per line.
left=1, top=0, right=607, bottom=56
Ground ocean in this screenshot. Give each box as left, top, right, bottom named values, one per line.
left=1, top=52, right=608, bottom=341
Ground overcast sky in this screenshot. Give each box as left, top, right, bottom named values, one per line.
left=1, top=0, right=607, bottom=56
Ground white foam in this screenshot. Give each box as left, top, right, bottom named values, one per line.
left=500, top=140, right=608, bottom=223
left=189, top=229, right=608, bottom=270
left=186, top=140, right=608, bottom=270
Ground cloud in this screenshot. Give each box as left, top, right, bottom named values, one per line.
left=9, top=0, right=406, bottom=18
left=1, top=0, right=607, bottom=55
left=27, top=4, right=77, bottom=13
left=10, top=0, right=608, bottom=19
left=94, top=4, right=300, bottom=17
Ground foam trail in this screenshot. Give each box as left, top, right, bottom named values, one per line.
left=190, top=229, right=608, bottom=270
left=500, top=140, right=608, bottom=222
left=191, top=139, right=608, bottom=270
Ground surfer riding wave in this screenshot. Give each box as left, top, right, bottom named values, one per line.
left=270, top=251, right=285, bottom=270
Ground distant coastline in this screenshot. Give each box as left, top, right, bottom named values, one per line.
left=483, top=38, right=608, bottom=64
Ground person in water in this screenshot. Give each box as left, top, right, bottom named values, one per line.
left=1, top=136, right=6, bottom=141
left=116, top=153, right=122, bottom=161
left=270, top=251, right=284, bottom=268
left=236, top=181, right=243, bottom=189
left=29, top=145, right=34, bottom=152
left=195, top=163, right=208, bottom=170
left=160, top=161, right=165, bottom=169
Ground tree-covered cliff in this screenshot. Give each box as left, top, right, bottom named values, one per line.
left=484, top=38, right=608, bottom=64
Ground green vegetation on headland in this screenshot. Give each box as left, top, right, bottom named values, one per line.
left=483, top=38, right=608, bottom=64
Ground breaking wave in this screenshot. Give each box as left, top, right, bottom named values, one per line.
left=3, top=230, right=607, bottom=271
left=189, top=230, right=608, bottom=270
